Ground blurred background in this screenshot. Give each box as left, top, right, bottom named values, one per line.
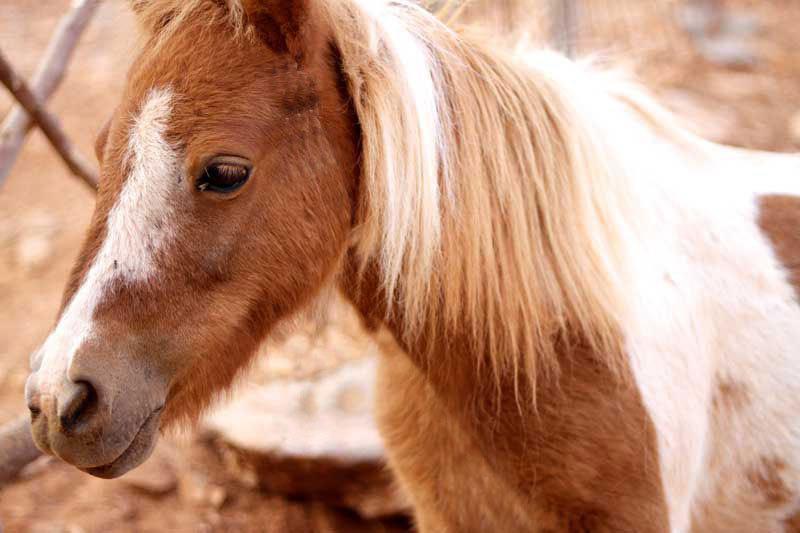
left=0, top=0, right=799, bottom=531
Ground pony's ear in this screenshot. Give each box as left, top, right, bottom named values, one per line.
left=242, top=0, right=319, bottom=65
left=128, top=0, right=178, bottom=34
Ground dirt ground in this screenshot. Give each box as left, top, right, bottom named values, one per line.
left=0, top=0, right=799, bottom=531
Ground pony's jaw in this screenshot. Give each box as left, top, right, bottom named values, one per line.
left=80, top=406, right=163, bottom=479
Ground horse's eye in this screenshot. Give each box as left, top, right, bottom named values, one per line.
left=196, top=156, right=252, bottom=194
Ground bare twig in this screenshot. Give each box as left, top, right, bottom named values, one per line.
left=550, top=0, right=580, bottom=58
left=0, top=49, right=98, bottom=190
left=0, top=0, right=101, bottom=188
left=0, top=415, right=41, bottom=487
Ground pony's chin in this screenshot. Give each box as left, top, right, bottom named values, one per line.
left=81, top=409, right=162, bottom=479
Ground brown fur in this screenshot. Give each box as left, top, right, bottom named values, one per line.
left=372, top=333, right=669, bottom=532
left=747, top=457, right=793, bottom=508
left=758, top=194, right=800, bottom=297
left=785, top=511, right=800, bottom=532
left=344, top=261, right=668, bottom=532
left=711, top=378, right=751, bottom=412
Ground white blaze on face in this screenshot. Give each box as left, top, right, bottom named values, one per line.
left=32, top=87, right=180, bottom=392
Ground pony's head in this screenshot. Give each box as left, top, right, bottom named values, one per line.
left=25, top=0, right=361, bottom=478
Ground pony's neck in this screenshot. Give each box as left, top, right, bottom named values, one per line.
left=331, top=2, right=650, bottom=391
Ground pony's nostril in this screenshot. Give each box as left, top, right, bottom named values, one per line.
left=57, top=380, right=98, bottom=433
left=24, top=373, right=42, bottom=419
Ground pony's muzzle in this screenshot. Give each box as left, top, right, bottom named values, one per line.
left=24, top=345, right=166, bottom=478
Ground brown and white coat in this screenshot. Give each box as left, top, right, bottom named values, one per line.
left=22, top=1, right=800, bottom=531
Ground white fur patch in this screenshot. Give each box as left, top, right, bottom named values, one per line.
left=598, top=92, right=800, bottom=531
left=32, top=87, right=179, bottom=391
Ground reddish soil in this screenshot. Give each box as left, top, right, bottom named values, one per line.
left=0, top=0, right=798, bottom=531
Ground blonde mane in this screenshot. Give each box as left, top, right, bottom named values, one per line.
left=133, top=0, right=642, bottom=392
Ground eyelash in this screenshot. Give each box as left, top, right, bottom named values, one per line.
left=196, top=159, right=252, bottom=194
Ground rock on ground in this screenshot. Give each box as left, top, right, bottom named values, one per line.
left=203, top=356, right=410, bottom=521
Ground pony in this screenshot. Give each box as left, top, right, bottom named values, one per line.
left=23, top=0, right=800, bottom=531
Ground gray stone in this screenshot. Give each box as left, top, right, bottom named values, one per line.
left=203, top=356, right=410, bottom=519
left=696, top=35, right=758, bottom=69
left=205, top=357, right=383, bottom=462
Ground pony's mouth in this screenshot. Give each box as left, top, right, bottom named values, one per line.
left=81, top=406, right=164, bottom=479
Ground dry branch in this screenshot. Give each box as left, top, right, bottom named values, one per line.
left=0, top=49, right=98, bottom=190
left=0, top=0, right=101, bottom=188
left=0, top=415, right=41, bottom=487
